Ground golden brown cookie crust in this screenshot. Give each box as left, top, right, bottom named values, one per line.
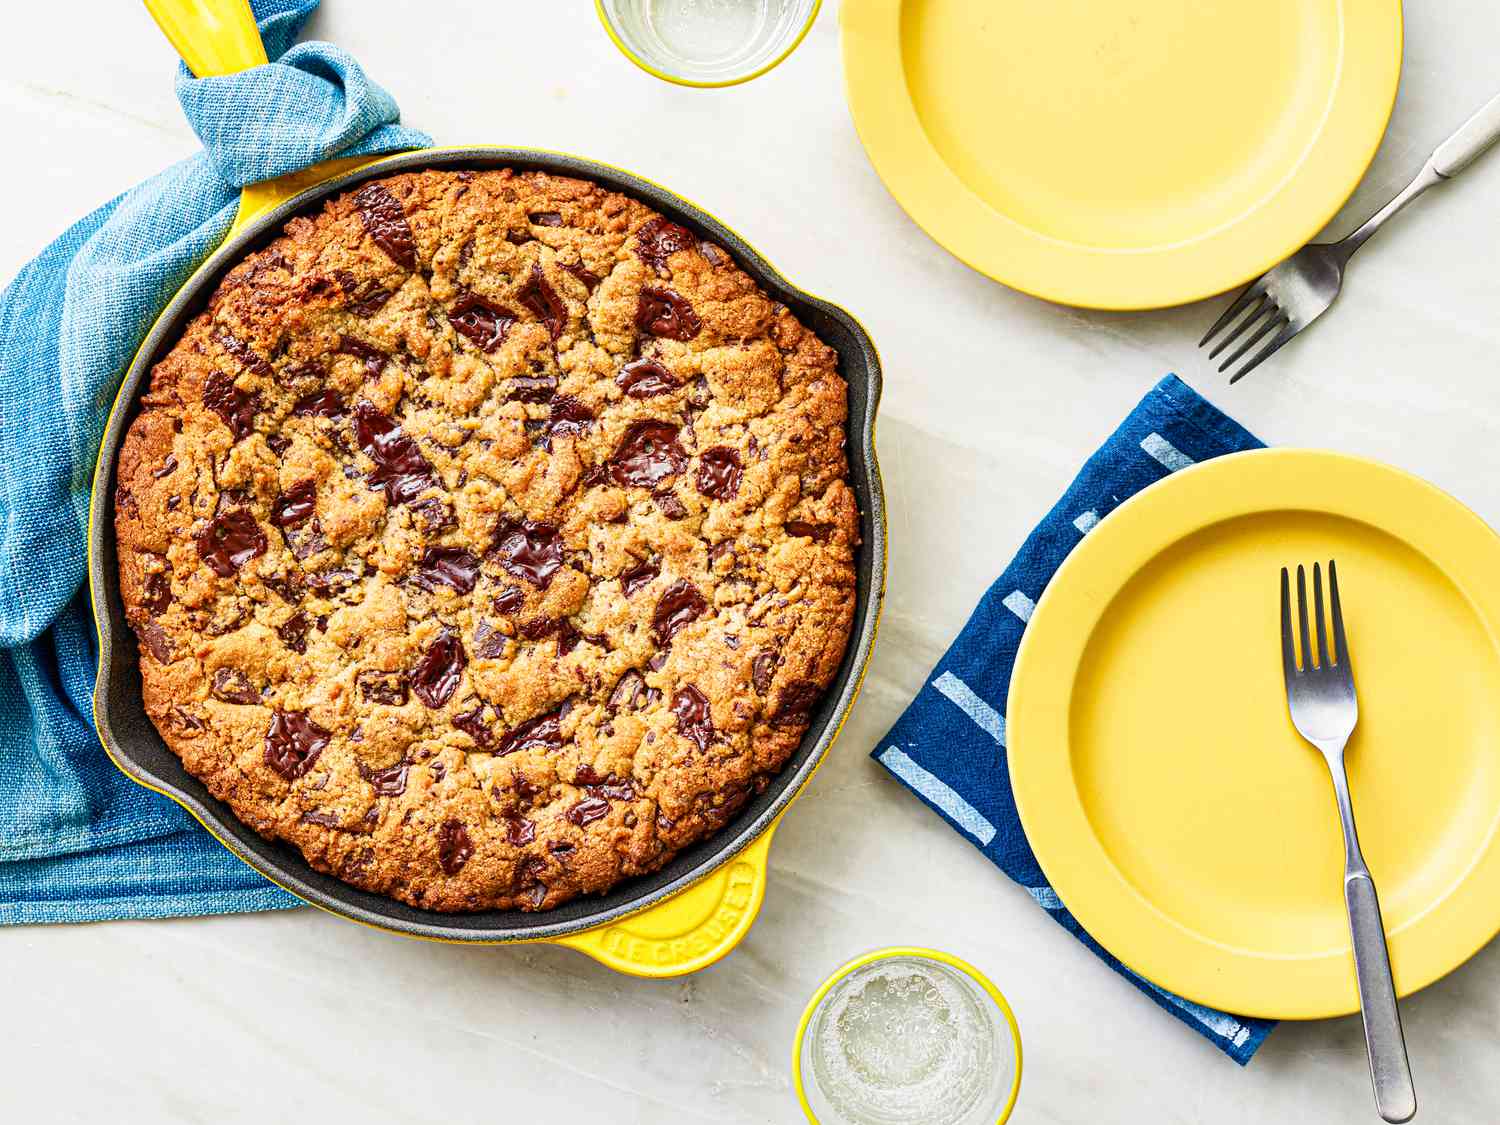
left=112, top=168, right=857, bottom=912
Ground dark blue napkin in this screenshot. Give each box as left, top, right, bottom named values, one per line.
left=872, top=375, right=1276, bottom=1064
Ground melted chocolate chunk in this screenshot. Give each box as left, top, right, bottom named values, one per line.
left=752, top=650, right=778, bottom=693
left=699, top=240, right=728, bottom=267
left=505, top=815, right=536, bottom=845
left=635, top=286, right=701, bottom=341
left=696, top=446, right=742, bottom=500
left=411, top=631, right=466, bottom=708
left=517, top=616, right=560, bottom=642
left=449, top=290, right=517, bottom=352
left=518, top=264, right=567, bottom=340
left=654, top=491, right=687, bottom=520
left=452, top=704, right=494, bottom=748
left=135, top=620, right=173, bottom=664
left=546, top=395, right=593, bottom=445
left=202, top=369, right=258, bottom=441
left=785, top=520, right=831, bottom=542
left=653, top=580, right=706, bottom=646
left=671, top=685, right=714, bottom=751
left=270, top=480, right=316, bottom=528
left=635, top=216, right=697, bottom=275
left=353, top=182, right=416, bottom=269
left=506, top=374, right=557, bottom=403
left=412, top=546, right=479, bottom=594
left=610, top=421, right=687, bottom=489
left=529, top=210, right=564, bottom=227
left=336, top=335, right=388, bottom=379
left=561, top=261, right=600, bottom=290
left=566, top=795, right=611, bottom=827
left=473, top=620, right=508, bottom=658
left=153, top=455, right=178, bottom=479
left=264, top=710, right=330, bottom=780
left=619, top=559, right=659, bottom=597
left=361, top=760, right=409, bottom=797
left=774, top=681, right=822, bottom=726
left=195, top=508, right=266, bottom=577
left=214, top=332, right=273, bottom=378
left=283, top=519, right=328, bottom=561
left=141, top=568, right=173, bottom=615
left=608, top=669, right=647, bottom=712
left=437, top=820, right=473, bottom=874
left=292, top=388, right=346, bottom=418
left=358, top=670, right=410, bottom=706
left=492, top=518, right=563, bottom=588
left=210, top=667, right=259, bottom=705
left=353, top=401, right=437, bottom=505
left=305, top=566, right=357, bottom=595
left=410, top=496, right=455, bottom=534
left=615, top=357, right=679, bottom=398
left=277, top=611, right=312, bottom=654
left=492, top=586, right=525, bottom=615
left=336, top=271, right=393, bottom=316
left=494, top=706, right=565, bottom=757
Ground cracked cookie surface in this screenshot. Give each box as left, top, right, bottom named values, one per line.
left=113, top=168, right=858, bottom=912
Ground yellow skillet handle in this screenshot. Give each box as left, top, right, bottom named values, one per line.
left=142, top=0, right=379, bottom=236
left=552, top=816, right=781, bottom=978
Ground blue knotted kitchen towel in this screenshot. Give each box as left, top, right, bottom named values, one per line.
left=0, top=0, right=429, bottom=923
left=873, top=375, right=1277, bottom=1064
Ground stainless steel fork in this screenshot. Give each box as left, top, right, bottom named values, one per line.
left=1280, top=562, right=1415, bottom=1123
left=1202, top=90, right=1500, bottom=383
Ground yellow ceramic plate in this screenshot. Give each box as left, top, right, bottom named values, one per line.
left=1007, top=450, right=1500, bottom=1019
left=840, top=0, right=1403, bottom=309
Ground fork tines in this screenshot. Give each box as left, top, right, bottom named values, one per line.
left=1200, top=282, right=1295, bottom=383
left=1279, top=560, right=1350, bottom=679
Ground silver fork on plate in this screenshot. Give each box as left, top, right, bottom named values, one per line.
left=1280, top=561, right=1416, bottom=1123
left=1201, top=90, right=1500, bottom=383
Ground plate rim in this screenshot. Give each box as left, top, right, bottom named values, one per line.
left=840, top=0, right=1405, bottom=310
left=1006, top=448, right=1500, bottom=1018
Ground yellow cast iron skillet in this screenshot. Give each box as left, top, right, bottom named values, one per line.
left=85, top=0, right=886, bottom=976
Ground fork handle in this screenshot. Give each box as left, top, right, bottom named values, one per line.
left=1432, top=90, right=1500, bottom=178
left=1338, top=90, right=1500, bottom=260
left=1345, top=872, right=1417, bottom=1122
left=1329, top=766, right=1417, bottom=1123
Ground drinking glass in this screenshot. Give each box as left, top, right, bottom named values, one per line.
left=596, top=0, right=821, bottom=87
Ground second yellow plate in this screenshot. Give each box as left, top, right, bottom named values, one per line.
left=1007, top=450, right=1500, bottom=1019
left=840, top=0, right=1403, bottom=309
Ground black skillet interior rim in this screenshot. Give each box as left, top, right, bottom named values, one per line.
left=88, top=147, right=886, bottom=943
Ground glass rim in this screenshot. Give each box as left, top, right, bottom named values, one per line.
left=593, top=0, right=823, bottom=88
left=791, top=946, right=1024, bottom=1124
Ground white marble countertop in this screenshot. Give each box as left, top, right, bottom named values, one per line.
left=5, top=2, right=1500, bottom=1121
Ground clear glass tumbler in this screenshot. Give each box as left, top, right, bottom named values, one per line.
left=596, top=0, right=820, bottom=87
left=793, top=948, right=1023, bottom=1125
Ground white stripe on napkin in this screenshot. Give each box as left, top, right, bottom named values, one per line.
left=1002, top=590, right=1036, bottom=622
left=1073, top=509, right=1100, bottom=534
left=1027, top=885, right=1064, bottom=910
left=1140, top=432, right=1195, bottom=472
left=932, top=671, right=1006, bottom=746
left=1133, top=972, right=1252, bottom=1047
left=878, top=747, right=997, bottom=845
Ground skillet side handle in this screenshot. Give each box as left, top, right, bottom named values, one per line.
left=144, top=0, right=268, bottom=78
left=143, top=0, right=382, bottom=237
left=551, top=816, right=780, bottom=978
